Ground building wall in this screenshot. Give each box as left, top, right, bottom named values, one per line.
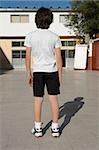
left=92, top=40, right=99, bottom=70
left=0, top=11, right=75, bottom=36
left=0, top=10, right=84, bottom=70
left=0, top=12, right=36, bottom=36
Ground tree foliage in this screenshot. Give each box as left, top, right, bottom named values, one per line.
left=70, top=0, right=99, bottom=38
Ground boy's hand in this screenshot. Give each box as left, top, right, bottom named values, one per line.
left=28, top=75, right=33, bottom=87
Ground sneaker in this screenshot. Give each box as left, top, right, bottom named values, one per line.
left=51, top=127, right=60, bottom=137
left=31, top=127, right=43, bottom=137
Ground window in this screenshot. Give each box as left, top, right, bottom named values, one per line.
left=20, top=15, right=29, bottom=23
left=68, top=50, right=75, bottom=58
left=11, top=15, right=29, bottom=23
left=12, top=41, right=24, bottom=47
left=12, top=42, right=20, bottom=47
left=12, top=50, right=26, bottom=69
left=65, top=50, right=75, bottom=58
left=62, top=41, right=76, bottom=47
left=59, top=15, right=70, bottom=24
left=21, top=41, right=24, bottom=47
left=68, top=41, right=76, bottom=46
left=12, top=50, right=26, bottom=58
left=12, top=51, right=20, bottom=58
left=61, top=41, right=68, bottom=46
left=59, top=14, right=76, bottom=25
left=22, top=50, right=26, bottom=58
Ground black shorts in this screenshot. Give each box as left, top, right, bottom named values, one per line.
left=33, top=71, right=60, bottom=97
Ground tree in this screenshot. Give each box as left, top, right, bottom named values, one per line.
left=70, top=0, right=99, bottom=39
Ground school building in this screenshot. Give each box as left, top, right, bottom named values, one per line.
left=0, top=3, right=98, bottom=70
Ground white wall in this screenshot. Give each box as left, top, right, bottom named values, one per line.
left=0, top=12, right=36, bottom=36
left=88, top=39, right=92, bottom=57
left=0, top=11, right=75, bottom=36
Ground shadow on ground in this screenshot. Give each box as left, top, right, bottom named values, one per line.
left=43, top=97, right=84, bottom=135
left=0, top=69, right=13, bottom=75
left=0, top=70, right=6, bottom=75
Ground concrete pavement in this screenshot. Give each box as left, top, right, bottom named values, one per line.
left=0, top=69, right=99, bottom=150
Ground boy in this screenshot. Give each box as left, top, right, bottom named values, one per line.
left=25, top=7, right=62, bottom=137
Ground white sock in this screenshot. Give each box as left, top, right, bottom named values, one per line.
left=51, top=122, right=59, bottom=129
left=34, top=121, right=42, bottom=129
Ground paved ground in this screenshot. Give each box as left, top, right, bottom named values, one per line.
left=0, top=69, right=99, bottom=150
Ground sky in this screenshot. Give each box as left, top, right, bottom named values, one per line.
left=0, top=0, right=71, bottom=1
left=0, top=0, right=71, bottom=8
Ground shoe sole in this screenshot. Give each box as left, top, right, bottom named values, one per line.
left=31, top=132, right=43, bottom=138
left=51, top=133, right=60, bottom=138
left=35, top=132, right=43, bottom=137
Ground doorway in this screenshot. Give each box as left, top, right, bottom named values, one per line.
left=61, top=50, right=75, bottom=69
left=12, top=50, right=26, bottom=69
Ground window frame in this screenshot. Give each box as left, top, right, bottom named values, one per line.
left=12, top=41, right=24, bottom=47
left=61, top=40, right=76, bottom=47
left=10, top=15, right=29, bottom=23
left=59, top=14, right=70, bottom=24
left=12, top=50, right=26, bottom=59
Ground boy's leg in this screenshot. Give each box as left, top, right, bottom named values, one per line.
left=32, top=72, right=45, bottom=137
left=46, top=72, right=60, bottom=122
left=48, top=95, right=60, bottom=137
left=31, top=96, right=43, bottom=137
left=33, top=72, right=45, bottom=122
left=46, top=72, right=60, bottom=136
left=48, top=95, right=59, bottom=123
left=33, top=96, right=43, bottom=122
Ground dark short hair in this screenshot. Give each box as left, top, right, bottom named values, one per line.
left=35, top=7, right=53, bottom=29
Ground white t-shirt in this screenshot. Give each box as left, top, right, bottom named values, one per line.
left=24, top=29, right=61, bottom=72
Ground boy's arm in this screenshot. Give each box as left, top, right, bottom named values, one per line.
left=25, top=47, right=32, bottom=86
left=55, top=48, right=63, bottom=85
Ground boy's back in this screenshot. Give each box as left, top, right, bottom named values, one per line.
left=25, top=29, right=61, bottom=72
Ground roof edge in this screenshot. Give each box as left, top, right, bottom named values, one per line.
left=0, top=8, right=71, bottom=12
